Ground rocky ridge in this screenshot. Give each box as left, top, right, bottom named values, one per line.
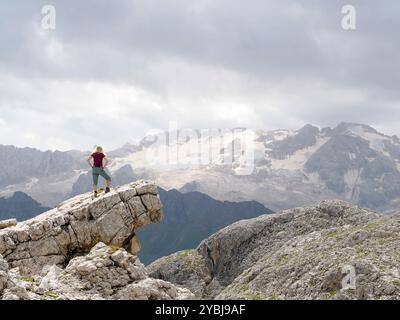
left=149, top=200, right=400, bottom=300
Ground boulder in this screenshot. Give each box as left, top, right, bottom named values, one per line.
left=0, top=219, right=17, bottom=230
left=1, top=242, right=194, bottom=300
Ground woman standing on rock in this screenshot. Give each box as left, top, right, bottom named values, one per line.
left=87, top=146, right=112, bottom=197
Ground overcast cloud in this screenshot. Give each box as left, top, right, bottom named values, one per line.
left=0, top=0, right=399, bottom=151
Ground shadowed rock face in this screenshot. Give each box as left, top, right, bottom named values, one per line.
left=268, top=124, right=320, bottom=159
left=0, top=180, right=163, bottom=275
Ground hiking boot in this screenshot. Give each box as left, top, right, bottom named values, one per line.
left=105, top=187, right=111, bottom=193
left=93, top=191, right=98, bottom=198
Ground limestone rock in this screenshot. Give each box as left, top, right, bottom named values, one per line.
left=0, top=219, right=17, bottom=230
left=0, top=181, right=195, bottom=300
left=0, top=242, right=194, bottom=300
left=115, top=278, right=194, bottom=300
left=149, top=249, right=211, bottom=298
left=129, top=234, right=141, bottom=255
left=149, top=200, right=400, bottom=300
left=0, top=180, right=163, bottom=275
left=0, top=255, right=8, bottom=294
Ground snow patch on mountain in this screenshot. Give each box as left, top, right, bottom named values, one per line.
left=346, top=125, right=391, bottom=155
left=343, top=169, right=361, bottom=200
left=270, top=137, right=330, bottom=171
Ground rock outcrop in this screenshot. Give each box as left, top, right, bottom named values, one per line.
left=0, top=242, right=193, bottom=300
left=0, top=219, right=17, bottom=230
left=149, top=200, right=400, bottom=300
left=0, top=180, right=194, bottom=300
left=0, top=181, right=162, bottom=275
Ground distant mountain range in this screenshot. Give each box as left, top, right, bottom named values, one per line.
left=1, top=122, right=400, bottom=212
left=0, top=192, right=51, bottom=221
left=0, top=145, right=86, bottom=206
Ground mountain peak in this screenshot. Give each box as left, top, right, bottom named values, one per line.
left=298, top=124, right=320, bottom=133
left=0, top=192, right=51, bottom=221
left=332, top=122, right=379, bottom=135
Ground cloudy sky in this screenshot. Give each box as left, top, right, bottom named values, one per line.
left=0, top=0, right=399, bottom=151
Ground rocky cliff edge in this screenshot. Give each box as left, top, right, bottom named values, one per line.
left=0, top=180, right=194, bottom=300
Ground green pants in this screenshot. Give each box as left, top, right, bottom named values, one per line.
left=92, top=167, right=111, bottom=186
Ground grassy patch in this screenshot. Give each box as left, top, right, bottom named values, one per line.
left=364, top=222, right=381, bottom=230
left=248, top=293, right=266, bottom=300
left=178, top=249, right=194, bottom=259
left=18, top=276, right=36, bottom=283
left=328, top=291, right=337, bottom=298
left=325, top=230, right=340, bottom=239
left=44, top=290, right=59, bottom=299
left=275, top=255, right=290, bottom=266
left=392, top=280, right=400, bottom=287
left=109, top=245, right=121, bottom=254
left=182, top=254, right=205, bottom=274
left=266, top=294, right=281, bottom=300
left=239, top=285, right=250, bottom=293
left=237, top=286, right=269, bottom=300
left=243, top=291, right=268, bottom=300
left=309, top=278, right=317, bottom=287
left=164, top=250, right=194, bottom=265
left=356, top=247, right=369, bottom=258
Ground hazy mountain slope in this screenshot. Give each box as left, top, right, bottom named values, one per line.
left=3, top=122, right=400, bottom=212
left=0, top=192, right=51, bottom=221
left=0, top=145, right=86, bottom=206
left=0, top=145, right=85, bottom=187
left=148, top=200, right=400, bottom=300
left=138, top=188, right=272, bottom=265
